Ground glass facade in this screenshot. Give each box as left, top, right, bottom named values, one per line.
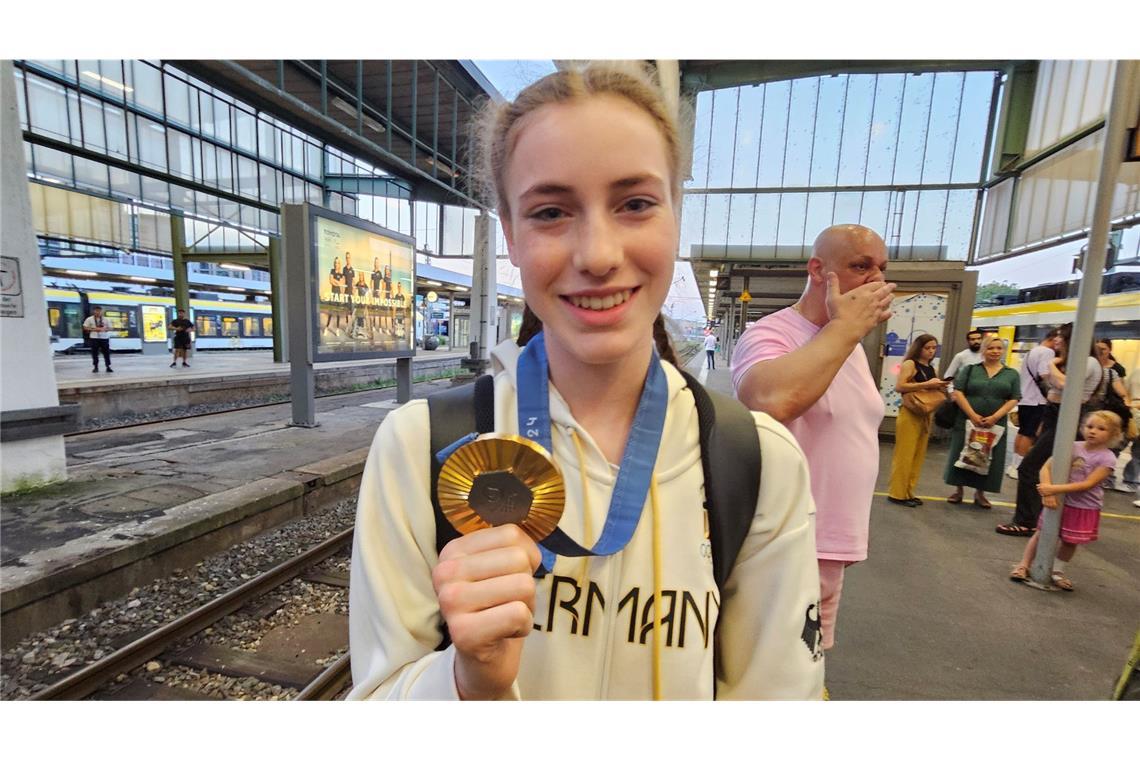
left=682, top=70, right=999, bottom=261
left=13, top=59, right=456, bottom=287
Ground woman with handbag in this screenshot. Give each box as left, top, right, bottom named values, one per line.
left=944, top=335, right=1021, bottom=508
left=888, top=334, right=950, bottom=507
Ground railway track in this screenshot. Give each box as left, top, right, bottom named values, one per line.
left=29, top=527, right=355, bottom=701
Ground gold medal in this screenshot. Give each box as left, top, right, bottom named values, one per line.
left=437, top=433, right=565, bottom=542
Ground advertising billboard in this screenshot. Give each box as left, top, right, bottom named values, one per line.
left=141, top=304, right=167, bottom=342
left=310, top=207, right=415, bottom=361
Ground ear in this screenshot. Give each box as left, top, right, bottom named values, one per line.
left=806, top=256, right=826, bottom=285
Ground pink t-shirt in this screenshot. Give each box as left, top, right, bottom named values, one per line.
left=1063, top=442, right=1116, bottom=511
left=731, top=308, right=885, bottom=562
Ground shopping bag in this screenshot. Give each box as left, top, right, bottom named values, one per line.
left=953, top=420, right=1006, bottom=475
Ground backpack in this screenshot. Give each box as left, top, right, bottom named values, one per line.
left=427, top=369, right=762, bottom=650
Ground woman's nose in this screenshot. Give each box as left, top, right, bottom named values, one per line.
left=574, top=214, right=623, bottom=277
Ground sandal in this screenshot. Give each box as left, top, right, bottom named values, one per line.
left=1009, top=565, right=1029, bottom=583
left=995, top=523, right=1034, bottom=537
left=1051, top=571, right=1074, bottom=591
left=946, top=492, right=963, bottom=504
left=974, top=496, right=993, bottom=509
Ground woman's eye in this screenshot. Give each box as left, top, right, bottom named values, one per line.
left=623, top=198, right=655, bottom=213
left=531, top=207, right=565, bottom=222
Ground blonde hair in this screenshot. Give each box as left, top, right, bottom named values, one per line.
left=1083, top=410, right=1124, bottom=448
left=471, top=61, right=688, bottom=218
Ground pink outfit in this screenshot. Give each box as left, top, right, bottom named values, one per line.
left=732, top=307, right=885, bottom=562
left=817, top=559, right=847, bottom=650
left=1063, top=442, right=1116, bottom=511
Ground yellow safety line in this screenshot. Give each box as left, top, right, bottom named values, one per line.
left=874, top=491, right=1140, bottom=522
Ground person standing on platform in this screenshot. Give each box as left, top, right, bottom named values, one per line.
left=944, top=335, right=1020, bottom=508
left=1123, top=369, right=1140, bottom=501
left=169, top=308, right=194, bottom=368
left=1008, top=328, right=1061, bottom=479
left=942, top=329, right=985, bottom=383
left=1094, top=338, right=1130, bottom=490
left=887, top=334, right=949, bottom=507
left=731, top=223, right=895, bottom=656
left=82, top=305, right=113, bottom=373
left=703, top=331, right=718, bottom=369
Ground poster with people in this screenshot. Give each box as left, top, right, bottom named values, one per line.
left=314, top=214, right=414, bottom=358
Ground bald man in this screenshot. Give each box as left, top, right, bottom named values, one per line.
left=732, top=224, right=895, bottom=658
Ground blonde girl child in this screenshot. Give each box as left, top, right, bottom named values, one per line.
left=346, top=63, right=823, bottom=700
left=1010, top=410, right=1122, bottom=591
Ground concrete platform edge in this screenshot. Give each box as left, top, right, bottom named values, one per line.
left=0, top=448, right=370, bottom=644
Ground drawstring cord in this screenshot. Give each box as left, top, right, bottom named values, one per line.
left=567, top=428, right=663, bottom=700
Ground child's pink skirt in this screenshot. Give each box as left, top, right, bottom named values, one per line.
left=1038, top=506, right=1100, bottom=544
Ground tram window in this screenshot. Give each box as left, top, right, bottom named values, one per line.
left=61, top=304, right=82, bottom=337
left=221, top=316, right=239, bottom=337
left=196, top=314, right=218, bottom=336
left=262, top=317, right=273, bottom=336
left=101, top=308, right=129, bottom=336
left=242, top=316, right=260, bottom=337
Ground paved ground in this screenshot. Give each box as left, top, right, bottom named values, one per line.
left=698, top=352, right=1140, bottom=700
left=1, top=374, right=460, bottom=565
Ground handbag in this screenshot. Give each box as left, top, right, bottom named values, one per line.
left=903, top=388, right=946, bottom=415
left=1085, top=368, right=1131, bottom=427
left=933, top=364, right=975, bottom=429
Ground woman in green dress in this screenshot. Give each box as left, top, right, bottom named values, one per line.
left=944, top=335, right=1021, bottom=508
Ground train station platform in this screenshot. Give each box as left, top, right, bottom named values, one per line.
left=3, top=350, right=1138, bottom=698
left=51, top=347, right=470, bottom=428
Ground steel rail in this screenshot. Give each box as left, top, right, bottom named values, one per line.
left=294, top=652, right=353, bottom=701
left=29, top=527, right=354, bottom=701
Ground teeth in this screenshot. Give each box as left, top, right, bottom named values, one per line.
left=569, top=290, right=632, bottom=310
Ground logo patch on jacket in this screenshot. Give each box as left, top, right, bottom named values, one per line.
left=801, top=602, right=823, bottom=661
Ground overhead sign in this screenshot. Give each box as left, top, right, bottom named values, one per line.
left=1, top=256, right=24, bottom=318
left=739, top=290, right=752, bottom=303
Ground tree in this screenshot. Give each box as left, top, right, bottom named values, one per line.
left=975, top=280, right=1019, bottom=305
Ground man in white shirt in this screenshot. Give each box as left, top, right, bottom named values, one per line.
left=703, top=331, right=718, bottom=369
left=1009, top=328, right=1061, bottom=477
left=81, top=305, right=113, bottom=373
left=941, top=329, right=984, bottom=382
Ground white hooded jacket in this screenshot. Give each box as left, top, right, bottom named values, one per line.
left=347, top=340, right=824, bottom=699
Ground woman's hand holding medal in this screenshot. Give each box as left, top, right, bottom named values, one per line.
left=432, top=525, right=542, bottom=700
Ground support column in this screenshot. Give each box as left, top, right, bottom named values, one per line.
left=466, top=212, right=497, bottom=373
left=170, top=213, right=190, bottom=361
left=170, top=213, right=190, bottom=316
left=282, top=205, right=317, bottom=427
left=268, top=236, right=285, bottom=363
left=1, top=61, right=73, bottom=492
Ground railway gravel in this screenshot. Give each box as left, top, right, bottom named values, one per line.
left=1, top=499, right=357, bottom=700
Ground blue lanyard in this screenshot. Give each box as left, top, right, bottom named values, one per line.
left=517, top=331, right=669, bottom=574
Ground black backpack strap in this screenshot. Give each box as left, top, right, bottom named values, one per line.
left=427, top=373, right=494, bottom=651
left=678, top=370, right=762, bottom=595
